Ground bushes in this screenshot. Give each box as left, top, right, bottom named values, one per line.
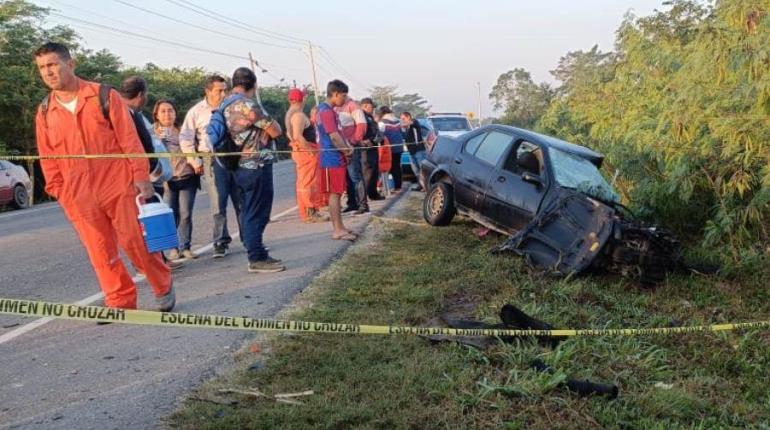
left=535, top=0, right=770, bottom=254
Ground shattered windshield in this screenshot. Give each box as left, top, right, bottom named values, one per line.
left=547, top=147, right=620, bottom=204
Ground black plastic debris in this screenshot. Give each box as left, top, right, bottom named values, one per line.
left=531, top=359, right=618, bottom=399
left=423, top=304, right=562, bottom=349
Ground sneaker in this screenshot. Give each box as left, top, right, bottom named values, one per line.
left=167, top=249, right=181, bottom=261
left=248, top=257, right=286, bottom=273
left=181, top=249, right=198, bottom=260
left=354, top=206, right=369, bottom=215
left=156, top=284, right=176, bottom=312
left=342, top=206, right=358, bottom=214
left=370, top=194, right=386, bottom=201
left=213, top=244, right=228, bottom=258
left=167, top=259, right=185, bottom=271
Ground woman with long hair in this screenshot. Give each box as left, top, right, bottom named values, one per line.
left=153, top=99, right=200, bottom=261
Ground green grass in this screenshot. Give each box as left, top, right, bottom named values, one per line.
left=168, top=195, right=770, bottom=430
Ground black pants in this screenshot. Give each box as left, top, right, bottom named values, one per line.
left=362, top=147, right=380, bottom=199
left=390, top=150, right=403, bottom=190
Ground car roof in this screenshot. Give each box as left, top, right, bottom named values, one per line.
left=477, top=124, right=605, bottom=167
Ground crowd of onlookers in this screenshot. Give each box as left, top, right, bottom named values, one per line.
left=33, top=41, right=427, bottom=310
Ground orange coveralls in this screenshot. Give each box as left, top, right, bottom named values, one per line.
left=35, top=79, right=171, bottom=309
left=289, top=141, right=323, bottom=220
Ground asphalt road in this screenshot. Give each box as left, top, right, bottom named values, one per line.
left=0, top=161, right=404, bottom=429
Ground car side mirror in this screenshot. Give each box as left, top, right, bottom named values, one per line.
left=521, top=172, right=543, bottom=187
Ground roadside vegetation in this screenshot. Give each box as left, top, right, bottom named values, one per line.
left=170, top=195, right=770, bottom=429
left=491, top=0, right=770, bottom=257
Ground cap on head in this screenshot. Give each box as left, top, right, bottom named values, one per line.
left=288, top=88, right=305, bottom=103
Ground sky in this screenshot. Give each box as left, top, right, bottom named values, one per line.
left=37, top=0, right=666, bottom=117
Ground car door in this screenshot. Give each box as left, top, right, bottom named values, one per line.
left=483, top=140, right=549, bottom=232
left=0, top=161, right=12, bottom=204
left=450, top=132, right=489, bottom=210
left=452, top=131, right=515, bottom=213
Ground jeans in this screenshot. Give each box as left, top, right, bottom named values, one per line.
left=345, top=148, right=367, bottom=209
left=204, top=157, right=241, bottom=247
left=362, top=147, right=380, bottom=199
left=235, top=163, right=273, bottom=263
left=409, top=150, right=427, bottom=187
left=163, top=177, right=198, bottom=250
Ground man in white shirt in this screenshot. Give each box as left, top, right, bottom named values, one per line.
left=179, top=75, right=238, bottom=258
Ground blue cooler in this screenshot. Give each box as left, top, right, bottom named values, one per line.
left=136, top=194, right=178, bottom=253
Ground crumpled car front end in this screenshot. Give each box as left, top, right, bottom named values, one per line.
left=494, top=188, right=682, bottom=285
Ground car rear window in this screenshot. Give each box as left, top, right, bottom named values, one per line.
left=464, top=133, right=486, bottom=155
left=473, top=131, right=514, bottom=166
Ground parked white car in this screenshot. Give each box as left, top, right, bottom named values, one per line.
left=0, top=160, right=31, bottom=209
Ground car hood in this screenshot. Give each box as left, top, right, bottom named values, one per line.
left=493, top=188, right=616, bottom=276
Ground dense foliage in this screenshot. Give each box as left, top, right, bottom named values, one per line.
left=492, top=0, right=770, bottom=254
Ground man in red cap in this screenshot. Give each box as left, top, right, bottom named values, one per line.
left=284, top=88, right=326, bottom=222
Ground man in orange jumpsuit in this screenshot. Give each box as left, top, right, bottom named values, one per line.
left=284, top=88, right=326, bottom=223
left=33, top=42, right=174, bottom=311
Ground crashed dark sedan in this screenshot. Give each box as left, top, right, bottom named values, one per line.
left=419, top=124, right=682, bottom=284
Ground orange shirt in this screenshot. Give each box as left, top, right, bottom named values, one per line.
left=35, top=79, right=149, bottom=200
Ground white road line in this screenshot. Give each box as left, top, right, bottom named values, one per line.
left=0, top=205, right=298, bottom=345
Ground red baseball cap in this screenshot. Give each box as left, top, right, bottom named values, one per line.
left=288, top=88, right=305, bottom=103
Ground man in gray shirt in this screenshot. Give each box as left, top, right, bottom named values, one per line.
left=179, top=75, right=239, bottom=258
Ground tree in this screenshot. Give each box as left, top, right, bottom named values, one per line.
left=489, top=68, right=554, bottom=129
left=368, top=85, right=431, bottom=116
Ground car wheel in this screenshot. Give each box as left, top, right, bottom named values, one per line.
left=12, top=185, right=28, bottom=209
left=423, top=182, right=455, bottom=226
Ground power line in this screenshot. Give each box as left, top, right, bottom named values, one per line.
left=41, top=0, right=171, bottom=41
left=317, top=45, right=374, bottom=91
left=163, top=0, right=307, bottom=45
left=51, top=13, right=250, bottom=61
left=112, top=0, right=301, bottom=51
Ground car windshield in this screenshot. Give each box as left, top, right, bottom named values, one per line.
left=431, top=117, right=470, bottom=132
left=547, top=147, right=620, bottom=204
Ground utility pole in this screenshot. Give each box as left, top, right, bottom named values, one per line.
left=248, top=52, right=263, bottom=105
left=477, top=81, right=482, bottom=127
left=307, top=42, right=320, bottom=106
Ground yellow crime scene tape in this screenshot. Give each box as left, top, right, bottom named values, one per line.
left=2, top=297, right=770, bottom=337
left=0, top=142, right=428, bottom=162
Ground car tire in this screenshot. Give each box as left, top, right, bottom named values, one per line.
left=423, top=182, right=455, bottom=226
left=12, top=185, right=28, bottom=209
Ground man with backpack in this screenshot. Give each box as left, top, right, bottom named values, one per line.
left=33, top=42, right=174, bottom=311
left=207, top=68, right=284, bottom=273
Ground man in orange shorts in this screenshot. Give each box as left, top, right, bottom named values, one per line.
left=34, top=42, right=174, bottom=310
left=315, top=80, right=355, bottom=241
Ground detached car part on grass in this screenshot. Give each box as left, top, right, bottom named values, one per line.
left=420, top=125, right=682, bottom=285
